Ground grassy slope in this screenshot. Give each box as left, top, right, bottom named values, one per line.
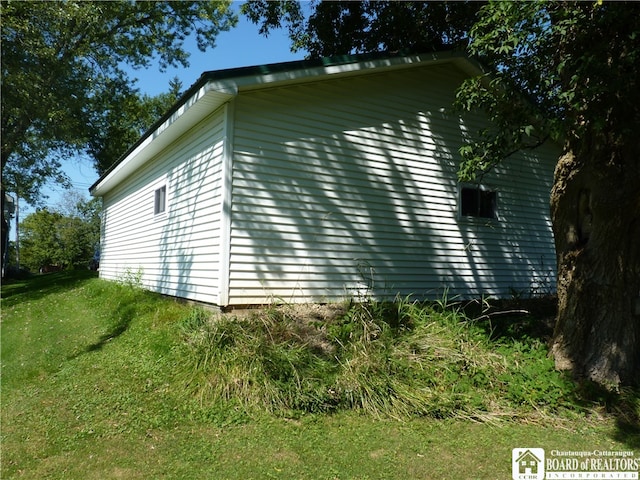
left=1, top=272, right=637, bottom=479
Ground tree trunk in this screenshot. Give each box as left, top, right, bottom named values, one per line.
left=550, top=141, right=640, bottom=388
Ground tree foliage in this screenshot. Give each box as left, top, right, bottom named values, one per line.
left=19, top=210, right=63, bottom=271
left=1, top=0, right=236, bottom=204
left=242, top=0, right=482, bottom=58
left=88, top=78, right=184, bottom=176
left=455, top=1, right=640, bottom=180
left=19, top=194, right=101, bottom=272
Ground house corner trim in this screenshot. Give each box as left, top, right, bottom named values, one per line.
left=218, top=101, right=235, bottom=306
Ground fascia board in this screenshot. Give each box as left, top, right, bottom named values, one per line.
left=91, top=85, right=235, bottom=196
left=90, top=51, right=483, bottom=197
left=216, top=52, right=483, bottom=93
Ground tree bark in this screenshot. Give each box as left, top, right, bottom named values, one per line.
left=550, top=140, right=640, bottom=388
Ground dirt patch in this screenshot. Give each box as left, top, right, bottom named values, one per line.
left=224, top=303, right=348, bottom=323
left=220, top=303, right=350, bottom=357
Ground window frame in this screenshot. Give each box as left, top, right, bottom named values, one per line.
left=153, top=184, right=167, bottom=217
left=458, top=183, right=498, bottom=221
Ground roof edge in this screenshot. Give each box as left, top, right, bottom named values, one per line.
left=90, top=49, right=482, bottom=195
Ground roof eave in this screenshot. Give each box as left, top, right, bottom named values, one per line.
left=90, top=83, right=236, bottom=196
left=90, top=50, right=483, bottom=197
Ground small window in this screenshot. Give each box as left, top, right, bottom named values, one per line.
left=460, top=185, right=497, bottom=219
left=154, top=185, right=166, bottom=215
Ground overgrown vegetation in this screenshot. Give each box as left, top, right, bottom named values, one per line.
left=2, top=272, right=638, bottom=478
left=178, top=296, right=582, bottom=420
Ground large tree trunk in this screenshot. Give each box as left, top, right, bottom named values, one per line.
left=550, top=140, right=640, bottom=388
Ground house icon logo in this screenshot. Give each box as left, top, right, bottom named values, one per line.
left=512, top=448, right=545, bottom=480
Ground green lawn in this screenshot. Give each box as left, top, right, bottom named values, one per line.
left=1, top=271, right=637, bottom=479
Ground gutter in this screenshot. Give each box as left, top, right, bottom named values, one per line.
left=90, top=49, right=482, bottom=196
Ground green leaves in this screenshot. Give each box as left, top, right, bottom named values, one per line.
left=457, top=0, right=640, bottom=176
left=1, top=1, right=237, bottom=205
left=87, top=80, right=183, bottom=175
left=19, top=196, right=101, bottom=271
left=243, top=1, right=482, bottom=58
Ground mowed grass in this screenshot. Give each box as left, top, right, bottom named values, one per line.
left=1, top=271, right=638, bottom=479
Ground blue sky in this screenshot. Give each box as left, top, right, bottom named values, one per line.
left=24, top=3, right=304, bottom=219
left=129, top=6, right=305, bottom=97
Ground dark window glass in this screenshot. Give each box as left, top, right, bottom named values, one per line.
left=461, top=186, right=496, bottom=219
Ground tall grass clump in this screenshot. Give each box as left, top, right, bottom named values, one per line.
left=178, top=306, right=341, bottom=414
left=178, top=296, right=578, bottom=420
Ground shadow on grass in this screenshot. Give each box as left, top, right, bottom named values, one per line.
left=69, top=301, right=141, bottom=359
left=3, top=270, right=149, bottom=357
left=83, top=321, right=131, bottom=353
left=1, top=270, right=98, bottom=307
left=468, top=297, right=640, bottom=451
left=466, top=296, right=557, bottom=344
left=614, top=410, right=640, bottom=450
left=581, top=385, right=640, bottom=450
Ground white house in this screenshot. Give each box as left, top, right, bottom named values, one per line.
left=89, top=51, right=558, bottom=307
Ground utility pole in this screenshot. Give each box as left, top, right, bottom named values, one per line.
left=15, top=194, right=20, bottom=270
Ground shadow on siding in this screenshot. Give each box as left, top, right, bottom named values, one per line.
left=227, top=65, right=557, bottom=304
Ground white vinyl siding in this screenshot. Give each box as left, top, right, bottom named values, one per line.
left=99, top=108, right=226, bottom=304
left=227, top=65, right=557, bottom=304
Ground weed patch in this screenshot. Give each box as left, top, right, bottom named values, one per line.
left=178, top=307, right=342, bottom=414
left=179, top=297, right=582, bottom=420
